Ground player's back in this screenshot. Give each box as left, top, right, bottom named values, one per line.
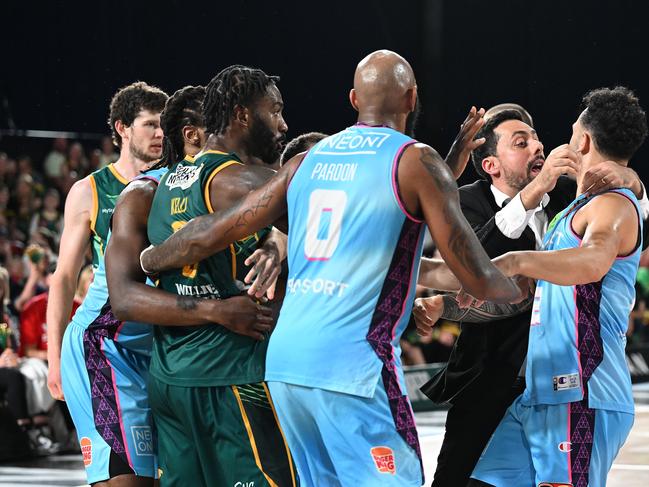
left=267, top=124, right=425, bottom=397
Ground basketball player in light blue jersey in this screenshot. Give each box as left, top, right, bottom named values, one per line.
left=140, top=50, right=525, bottom=487
left=470, top=87, right=648, bottom=487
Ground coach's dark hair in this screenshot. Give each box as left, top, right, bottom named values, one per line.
left=108, top=81, right=168, bottom=149
left=471, top=109, right=524, bottom=181
left=202, top=65, right=280, bottom=135
left=159, top=85, right=206, bottom=165
left=580, top=86, right=648, bottom=161
left=279, top=132, right=328, bottom=165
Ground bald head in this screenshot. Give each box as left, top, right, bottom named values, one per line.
left=352, top=50, right=416, bottom=115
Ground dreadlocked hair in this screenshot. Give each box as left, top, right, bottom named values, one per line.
left=156, top=85, right=206, bottom=168
left=203, top=65, right=280, bottom=135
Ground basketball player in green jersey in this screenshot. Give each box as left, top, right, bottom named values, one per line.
left=47, top=82, right=168, bottom=402
left=145, top=66, right=296, bottom=487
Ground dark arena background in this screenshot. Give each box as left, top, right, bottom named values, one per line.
left=1, top=1, right=649, bottom=485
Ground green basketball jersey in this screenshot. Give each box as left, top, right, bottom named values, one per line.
left=88, top=164, right=128, bottom=268
left=147, top=151, right=269, bottom=387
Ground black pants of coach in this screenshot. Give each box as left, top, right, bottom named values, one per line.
left=431, top=378, right=525, bottom=487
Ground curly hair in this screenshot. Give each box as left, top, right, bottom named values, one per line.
left=159, top=85, right=206, bottom=165
left=108, top=81, right=168, bottom=148
left=580, top=86, right=648, bottom=160
left=279, top=132, right=328, bottom=165
left=471, top=109, right=524, bottom=181
left=202, top=65, right=279, bottom=136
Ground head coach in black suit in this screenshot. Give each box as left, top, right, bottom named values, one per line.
left=416, top=105, right=649, bottom=487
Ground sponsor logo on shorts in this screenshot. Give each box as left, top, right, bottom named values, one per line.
left=558, top=441, right=572, bottom=453
left=538, top=483, right=573, bottom=487
left=131, top=426, right=154, bottom=456
left=370, top=446, right=396, bottom=475
left=234, top=482, right=255, bottom=487
left=80, top=437, right=92, bottom=466
left=553, top=373, right=580, bottom=391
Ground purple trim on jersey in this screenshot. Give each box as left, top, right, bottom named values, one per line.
left=136, top=175, right=161, bottom=185
left=366, top=218, right=423, bottom=477
left=391, top=141, right=422, bottom=223
left=576, top=281, right=604, bottom=384
left=82, top=301, right=134, bottom=473
left=566, top=281, right=603, bottom=486
left=569, top=398, right=596, bottom=487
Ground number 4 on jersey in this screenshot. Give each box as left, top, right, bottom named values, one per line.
left=305, top=189, right=347, bottom=261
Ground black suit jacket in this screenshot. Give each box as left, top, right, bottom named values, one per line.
left=421, top=177, right=577, bottom=407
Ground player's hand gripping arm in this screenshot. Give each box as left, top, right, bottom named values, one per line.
left=141, top=155, right=302, bottom=274
left=400, top=144, right=522, bottom=303
left=495, top=192, right=638, bottom=285
left=105, top=181, right=272, bottom=341
left=46, top=179, right=93, bottom=401
left=243, top=227, right=288, bottom=300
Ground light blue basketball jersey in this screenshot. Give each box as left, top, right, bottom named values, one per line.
left=522, top=188, right=641, bottom=413
left=266, top=125, right=425, bottom=399
left=68, top=167, right=168, bottom=352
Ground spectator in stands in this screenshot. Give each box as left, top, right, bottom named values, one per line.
left=43, top=138, right=68, bottom=180
left=29, top=188, right=62, bottom=243
left=19, top=264, right=91, bottom=360
left=88, top=148, right=102, bottom=172
left=13, top=245, right=50, bottom=313
left=99, top=135, right=118, bottom=167
left=7, top=174, right=40, bottom=243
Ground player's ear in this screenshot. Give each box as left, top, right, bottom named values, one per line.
left=115, top=120, right=128, bottom=142
left=407, top=86, right=417, bottom=113
left=183, top=125, right=202, bottom=147
left=234, top=104, right=249, bottom=127
left=349, top=89, right=359, bottom=112
left=578, top=131, right=591, bottom=155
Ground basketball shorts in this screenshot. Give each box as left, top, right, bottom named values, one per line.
left=267, top=380, right=424, bottom=487
left=61, top=321, right=156, bottom=484
left=148, top=378, right=298, bottom=487
left=471, top=393, right=633, bottom=487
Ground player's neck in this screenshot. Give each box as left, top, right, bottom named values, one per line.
left=203, top=132, right=252, bottom=163
left=113, top=149, right=152, bottom=181
left=577, top=152, right=628, bottom=194
left=356, top=111, right=405, bottom=133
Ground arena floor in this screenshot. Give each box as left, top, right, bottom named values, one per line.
left=2, top=386, right=648, bottom=486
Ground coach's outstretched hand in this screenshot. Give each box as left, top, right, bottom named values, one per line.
left=212, top=295, right=274, bottom=341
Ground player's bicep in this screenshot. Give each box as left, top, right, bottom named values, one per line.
left=406, top=145, right=493, bottom=288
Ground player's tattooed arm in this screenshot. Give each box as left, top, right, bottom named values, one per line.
left=400, top=144, right=522, bottom=303
left=439, top=293, right=533, bottom=322
left=141, top=155, right=303, bottom=274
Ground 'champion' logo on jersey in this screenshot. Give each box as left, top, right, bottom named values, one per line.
left=165, top=163, right=203, bottom=190
left=558, top=441, right=572, bottom=453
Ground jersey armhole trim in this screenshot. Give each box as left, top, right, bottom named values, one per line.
left=89, top=175, right=99, bottom=234
left=391, top=141, right=423, bottom=223
left=202, top=160, right=244, bottom=213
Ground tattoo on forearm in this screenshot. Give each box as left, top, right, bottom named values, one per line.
left=176, top=295, right=198, bottom=311
left=223, top=184, right=274, bottom=237
left=419, top=147, right=485, bottom=277
left=441, top=294, right=533, bottom=323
